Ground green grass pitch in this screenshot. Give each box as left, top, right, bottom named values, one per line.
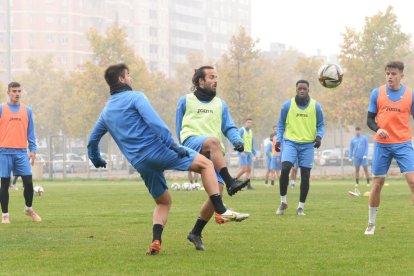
left=1, top=178, right=414, bottom=275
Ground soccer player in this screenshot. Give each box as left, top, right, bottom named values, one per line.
left=349, top=126, right=370, bottom=196
left=275, top=80, right=325, bottom=216
left=235, top=118, right=257, bottom=189
left=264, top=133, right=275, bottom=186
left=0, top=82, right=41, bottom=224
left=175, top=66, right=249, bottom=251
left=88, top=64, right=249, bottom=255
left=365, top=61, right=414, bottom=235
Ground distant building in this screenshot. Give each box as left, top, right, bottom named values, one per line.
left=0, top=0, right=251, bottom=82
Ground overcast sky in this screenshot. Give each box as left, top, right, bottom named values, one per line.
left=251, top=0, right=413, bottom=56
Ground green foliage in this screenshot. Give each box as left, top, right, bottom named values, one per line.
left=64, top=24, right=154, bottom=138
left=18, top=55, right=66, bottom=139
left=1, top=179, right=414, bottom=275
left=219, top=27, right=273, bottom=137
left=335, top=6, right=411, bottom=126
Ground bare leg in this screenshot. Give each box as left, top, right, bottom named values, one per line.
left=405, top=172, right=414, bottom=204
left=200, top=137, right=226, bottom=170
left=189, top=154, right=220, bottom=196
left=369, top=177, right=385, bottom=207
left=153, top=191, right=172, bottom=226
left=363, top=165, right=370, bottom=184
left=235, top=165, right=247, bottom=179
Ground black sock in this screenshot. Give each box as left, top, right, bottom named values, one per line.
left=153, top=224, right=164, bottom=243
left=190, top=180, right=193, bottom=184
left=366, top=177, right=370, bottom=184
left=271, top=180, right=274, bottom=186
left=265, top=179, right=268, bottom=184
left=12, top=176, right=18, bottom=185
left=22, top=176, right=34, bottom=207
left=0, top=178, right=10, bottom=213
left=300, top=168, right=311, bottom=203
left=209, top=194, right=226, bottom=214
left=356, top=178, right=359, bottom=185
left=279, top=162, right=292, bottom=197
left=191, top=217, right=208, bottom=236
left=219, top=167, right=233, bottom=187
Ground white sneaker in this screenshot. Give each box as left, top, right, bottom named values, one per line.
left=10, top=184, right=18, bottom=191
left=348, top=189, right=361, bottom=196
left=364, top=223, right=375, bottom=235
left=218, top=209, right=250, bottom=222
left=296, top=207, right=306, bottom=216
left=276, top=202, right=288, bottom=215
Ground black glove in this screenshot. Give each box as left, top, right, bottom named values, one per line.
left=233, top=142, right=244, bottom=152
left=313, top=136, right=322, bottom=148
left=171, top=144, right=189, bottom=158
left=91, top=158, right=107, bottom=168
left=275, top=142, right=281, bottom=152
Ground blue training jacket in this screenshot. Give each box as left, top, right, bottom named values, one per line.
left=88, top=91, right=176, bottom=166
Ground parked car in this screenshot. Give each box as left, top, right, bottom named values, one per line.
left=53, top=153, right=88, bottom=173
left=318, top=148, right=349, bottom=166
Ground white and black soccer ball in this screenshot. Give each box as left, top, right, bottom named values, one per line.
left=191, top=183, right=201, bottom=191
left=318, top=64, right=343, bottom=88
left=182, top=182, right=192, bottom=191
left=171, top=183, right=181, bottom=191
left=33, top=186, right=44, bottom=196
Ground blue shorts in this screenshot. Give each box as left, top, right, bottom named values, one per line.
left=372, top=141, right=414, bottom=176
left=0, top=154, right=32, bottom=177
left=353, top=157, right=368, bottom=167
left=266, top=156, right=272, bottom=169
left=270, top=156, right=282, bottom=171
left=281, top=140, right=314, bottom=168
left=183, top=136, right=224, bottom=185
left=239, top=152, right=253, bottom=166
left=133, top=145, right=197, bottom=198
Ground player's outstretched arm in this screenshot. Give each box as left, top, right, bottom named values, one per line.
left=315, top=103, right=325, bottom=139
left=87, top=115, right=108, bottom=166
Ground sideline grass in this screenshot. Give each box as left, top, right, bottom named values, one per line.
left=1, top=178, right=413, bottom=275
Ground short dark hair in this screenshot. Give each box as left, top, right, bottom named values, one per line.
left=296, top=80, right=309, bottom=88
left=104, top=63, right=129, bottom=87
left=385, top=61, right=404, bottom=72
left=246, top=118, right=253, bottom=122
left=355, top=126, right=361, bottom=131
left=192, top=66, right=214, bottom=90
left=8, top=82, right=21, bottom=90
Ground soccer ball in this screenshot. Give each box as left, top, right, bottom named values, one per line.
left=191, top=183, right=201, bottom=191
left=33, top=186, right=44, bottom=196
left=182, top=182, right=192, bottom=191
left=171, top=183, right=181, bottom=191
left=318, top=64, right=343, bottom=88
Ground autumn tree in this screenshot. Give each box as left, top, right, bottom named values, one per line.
left=17, top=55, right=66, bottom=139
left=332, top=6, right=411, bottom=126
left=64, top=23, right=153, bottom=139
left=219, top=27, right=273, bottom=139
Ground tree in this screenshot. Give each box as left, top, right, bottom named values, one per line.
left=333, top=6, right=411, bottom=126
left=64, top=23, right=153, bottom=138
left=18, top=55, right=66, bottom=139
left=219, top=27, right=271, bottom=138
